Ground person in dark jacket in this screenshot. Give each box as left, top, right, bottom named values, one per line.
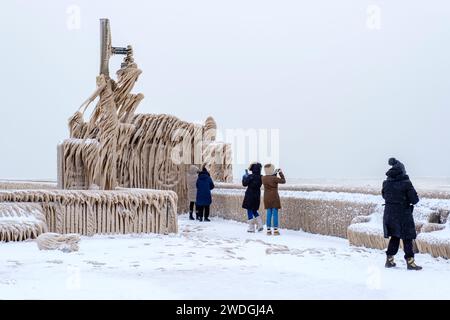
left=196, top=166, right=215, bottom=222
left=242, top=162, right=263, bottom=232
left=382, top=158, right=422, bottom=270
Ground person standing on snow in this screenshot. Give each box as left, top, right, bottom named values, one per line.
left=242, top=162, right=264, bottom=232
left=262, top=164, right=286, bottom=236
left=196, top=166, right=215, bottom=222
left=186, top=165, right=200, bottom=220
left=382, top=157, right=422, bottom=270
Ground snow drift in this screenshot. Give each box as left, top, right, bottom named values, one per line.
left=36, top=232, right=81, bottom=252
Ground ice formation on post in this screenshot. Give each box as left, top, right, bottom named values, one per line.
left=57, top=19, right=233, bottom=214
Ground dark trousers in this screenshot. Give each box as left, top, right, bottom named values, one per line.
left=189, top=201, right=195, bottom=213
left=197, top=205, right=210, bottom=220
left=386, top=236, right=414, bottom=259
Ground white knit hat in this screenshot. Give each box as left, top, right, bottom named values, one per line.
left=264, top=163, right=276, bottom=175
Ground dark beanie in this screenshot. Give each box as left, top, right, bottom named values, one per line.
left=388, top=158, right=398, bottom=166
left=388, top=157, right=407, bottom=175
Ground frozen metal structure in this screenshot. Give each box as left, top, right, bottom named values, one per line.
left=1, top=18, right=232, bottom=242
left=57, top=19, right=233, bottom=213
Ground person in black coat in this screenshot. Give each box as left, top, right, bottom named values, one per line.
left=196, top=166, right=215, bottom=222
left=382, top=158, right=422, bottom=270
left=242, top=162, right=264, bottom=232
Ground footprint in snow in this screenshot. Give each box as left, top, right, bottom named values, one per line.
left=264, top=280, right=277, bottom=284
left=84, top=260, right=106, bottom=266
left=223, top=248, right=236, bottom=255
left=351, top=247, right=370, bottom=253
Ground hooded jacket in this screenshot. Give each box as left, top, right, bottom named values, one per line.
left=242, top=163, right=263, bottom=211
left=196, top=168, right=215, bottom=206
left=382, top=164, right=419, bottom=240
left=262, top=165, right=286, bottom=209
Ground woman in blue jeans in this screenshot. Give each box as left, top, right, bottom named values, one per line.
left=262, top=164, right=286, bottom=235
left=242, top=162, right=264, bottom=232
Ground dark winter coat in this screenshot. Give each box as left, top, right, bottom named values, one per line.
left=262, top=172, right=286, bottom=209
left=382, top=166, right=419, bottom=240
left=196, top=169, right=215, bottom=206
left=242, top=163, right=262, bottom=211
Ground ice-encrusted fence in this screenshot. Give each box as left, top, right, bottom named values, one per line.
left=0, top=181, right=57, bottom=190
left=211, top=188, right=379, bottom=238
left=0, top=203, right=47, bottom=242
left=0, top=188, right=178, bottom=242
left=211, top=184, right=450, bottom=259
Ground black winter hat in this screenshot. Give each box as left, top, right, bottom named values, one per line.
left=249, top=162, right=262, bottom=174
left=387, top=157, right=407, bottom=175
left=388, top=158, right=398, bottom=166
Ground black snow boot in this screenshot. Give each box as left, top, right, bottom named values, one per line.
left=385, top=255, right=396, bottom=268
left=189, top=212, right=195, bottom=220
left=204, top=218, right=211, bottom=222
left=406, top=258, right=422, bottom=271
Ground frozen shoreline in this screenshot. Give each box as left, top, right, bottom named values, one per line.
left=1, top=215, right=450, bottom=299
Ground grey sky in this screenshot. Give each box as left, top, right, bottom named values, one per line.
left=1, top=1, right=449, bottom=181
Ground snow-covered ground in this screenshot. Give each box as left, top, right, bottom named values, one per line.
left=1, top=215, right=450, bottom=300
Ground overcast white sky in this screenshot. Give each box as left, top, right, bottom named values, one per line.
left=0, top=0, right=449, bottom=181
